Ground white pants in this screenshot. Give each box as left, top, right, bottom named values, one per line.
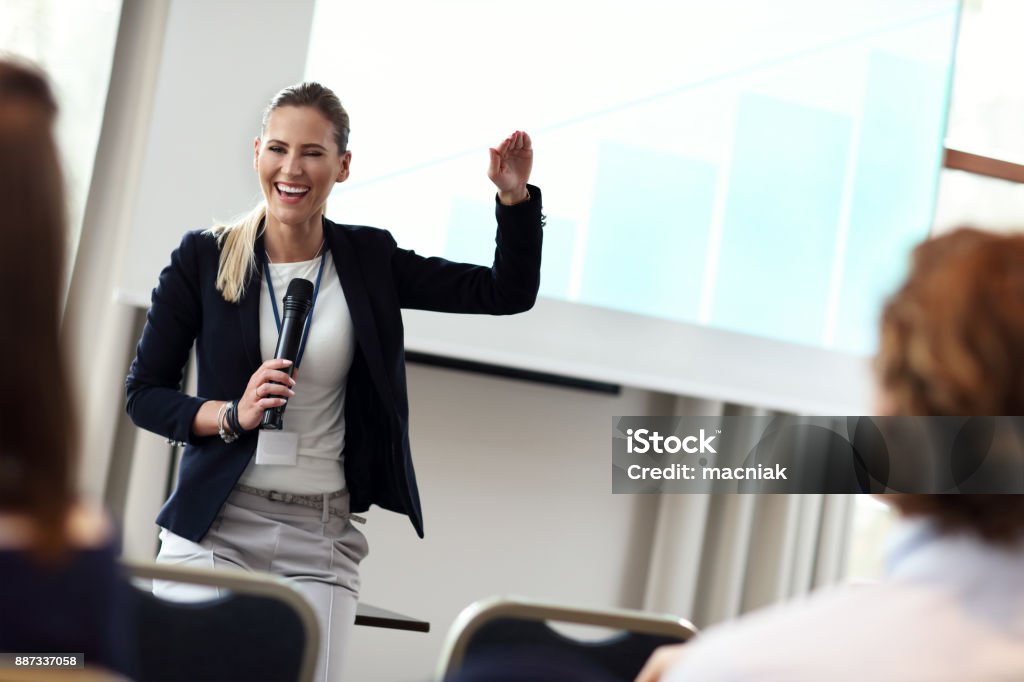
left=153, top=488, right=369, bottom=682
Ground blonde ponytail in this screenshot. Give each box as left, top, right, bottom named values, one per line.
left=206, top=201, right=267, bottom=303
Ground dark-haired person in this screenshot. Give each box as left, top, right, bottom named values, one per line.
left=125, top=82, right=542, bottom=681
left=637, top=227, right=1024, bottom=682
left=0, top=60, right=134, bottom=681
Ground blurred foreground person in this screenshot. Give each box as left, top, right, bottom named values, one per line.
left=638, top=228, right=1024, bottom=682
left=0, top=60, right=134, bottom=680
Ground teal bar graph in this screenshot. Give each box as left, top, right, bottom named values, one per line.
left=443, top=197, right=495, bottom=266
left=834, top=52, right=949, bottom=354
left=579, top=142, right=716, bottom=322
left=710, top=93, right=852, bottom=345
left=538, top=215, right=574, bottom=300
left=443, top=198, right=575, bottom=300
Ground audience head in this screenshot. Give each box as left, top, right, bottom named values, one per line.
left=0, top=58, right=76, bottom=563
left=876, top=227, right=1024, bottom=542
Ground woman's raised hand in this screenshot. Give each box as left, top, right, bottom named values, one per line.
left=236, top=358, right=296, bottom=431
left=488, top=130, right=533, bottom=205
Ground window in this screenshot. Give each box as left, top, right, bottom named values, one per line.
left=944, top=0, right=1024, bottom=160
left=844, top=495, right=896, bottom=580
left=0, top=0, right=123, bottom=268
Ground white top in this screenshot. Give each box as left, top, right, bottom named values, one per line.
left=665, top=518, right=1024, bottom=681
left=237, top=250, right=355, bottom=494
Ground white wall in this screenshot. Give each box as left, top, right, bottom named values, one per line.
left=116, top=0, right=315, bottom=307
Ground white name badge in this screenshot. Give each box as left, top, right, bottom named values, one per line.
left=255, top=430, right=299, bottom=466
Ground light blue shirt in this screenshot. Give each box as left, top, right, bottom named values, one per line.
left=666, top=518, right=1024, bottom=681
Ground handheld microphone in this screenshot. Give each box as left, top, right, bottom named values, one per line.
left=261, top=277, right=314, bottom=430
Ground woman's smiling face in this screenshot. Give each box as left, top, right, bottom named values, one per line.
left=254, top=105, right=350, bottom=230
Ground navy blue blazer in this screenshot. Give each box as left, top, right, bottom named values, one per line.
left=126, top=185, right=542, bottom=542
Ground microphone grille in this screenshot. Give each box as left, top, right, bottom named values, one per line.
left=284, top=278, right=314, bottom=303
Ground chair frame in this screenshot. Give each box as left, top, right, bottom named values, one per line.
left=121, top=559, right=320, bottom=682
left=436, top=595, right=697, bottom=679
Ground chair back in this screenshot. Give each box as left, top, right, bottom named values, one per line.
left=437, top=596, right=696, bottom=681
left=122, top=560, right=319, bottom=682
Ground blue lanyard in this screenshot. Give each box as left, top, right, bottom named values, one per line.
left=263, top=251, right=326, bottom=369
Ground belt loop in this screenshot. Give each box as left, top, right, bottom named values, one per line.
left=321, top=493, right=329, bottom=523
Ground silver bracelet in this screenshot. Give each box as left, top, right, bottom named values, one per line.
left=217, top=401, right=238, bottom=443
